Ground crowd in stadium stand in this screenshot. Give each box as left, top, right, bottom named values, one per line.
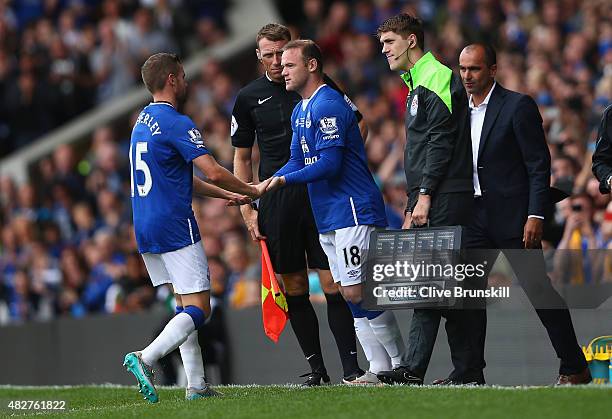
left=0, top=0, right=229, bottom=156
left=1, top=0, right=612, bottom=324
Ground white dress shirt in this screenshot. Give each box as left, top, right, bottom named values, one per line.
left=469, top=82, right=543, bottom=219
left=469, top=82, right=496, bottom=197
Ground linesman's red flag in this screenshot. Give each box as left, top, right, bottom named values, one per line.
left=259, top=240, right=288, bottom=342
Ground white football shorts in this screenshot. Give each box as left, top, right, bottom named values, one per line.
left=319, top=225, right=375, bottom=287
left=141, top=240, right=210, bottom=294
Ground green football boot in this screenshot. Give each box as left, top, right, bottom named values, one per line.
left=123, top=352, right=159, bottom=403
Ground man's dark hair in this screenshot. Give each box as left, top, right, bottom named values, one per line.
left=256, top=23, right=291, bottom=46
left=141, top=53, right=182, bottom=93
left=465, top=43, right=497, bottom=67
left=377, top=13, right=424, bottom=51
left=283, top=39, right=324, bottom=75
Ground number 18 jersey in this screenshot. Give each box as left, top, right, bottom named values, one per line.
left=130, top=102, right=209, bottom=254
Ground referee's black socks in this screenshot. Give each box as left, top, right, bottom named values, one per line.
left=325, top=292, right=361, bottom=378
left=286, top=293, right=326, bottom=374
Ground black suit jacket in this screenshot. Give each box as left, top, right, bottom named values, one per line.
left=476, top=83, right=551, bottom=240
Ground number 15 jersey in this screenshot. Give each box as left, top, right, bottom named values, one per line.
left=130, top=102, right=209, bottom=254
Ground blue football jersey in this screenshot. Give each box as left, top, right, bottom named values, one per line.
left=291, top=85, right=387, bottom=233
left=130, top=102, right=209, bottom=253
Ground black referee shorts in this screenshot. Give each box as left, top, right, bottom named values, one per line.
left=258, top=183, right=329, bottom=274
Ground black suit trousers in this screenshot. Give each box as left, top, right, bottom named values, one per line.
left=463, top=198, right=587, bottom=375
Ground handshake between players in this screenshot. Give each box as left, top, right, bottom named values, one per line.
left=191, top=154, right=274, bottom=207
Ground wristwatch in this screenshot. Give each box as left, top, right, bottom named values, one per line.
left=607, top=175, right=612, bottom=191
left=419, top=187, right=432, bottom=196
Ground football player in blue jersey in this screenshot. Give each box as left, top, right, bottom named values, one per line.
left=123, top=53, right=270, bottom=402
left=267, top=40, right=408, bottom=385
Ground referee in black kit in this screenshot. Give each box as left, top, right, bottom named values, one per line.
left=231, top=23, right=366, bottom=386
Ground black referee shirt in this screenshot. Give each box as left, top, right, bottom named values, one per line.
left=231, top=73, right=362, bottom=180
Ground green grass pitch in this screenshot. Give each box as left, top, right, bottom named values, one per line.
left=0, top=385, right=610, bottom=418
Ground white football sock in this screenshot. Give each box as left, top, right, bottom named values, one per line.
left=141, top=312, right=195, bottom=366
left=179, top=330, right=206, bottom=390
left=368, top=310, right=407, bottom=368
left=354, top=317, right=391, bottom=374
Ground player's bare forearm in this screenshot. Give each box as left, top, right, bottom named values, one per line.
left=214, top=166, right=261, bottom=197
left=193, top=176, right=224, bottom=198
left=193, top=176, right=235, bottom=199
left=193, top=154, right=260, bottom=197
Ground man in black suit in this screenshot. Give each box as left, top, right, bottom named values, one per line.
left=457, top=43, right=590, bottom=385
